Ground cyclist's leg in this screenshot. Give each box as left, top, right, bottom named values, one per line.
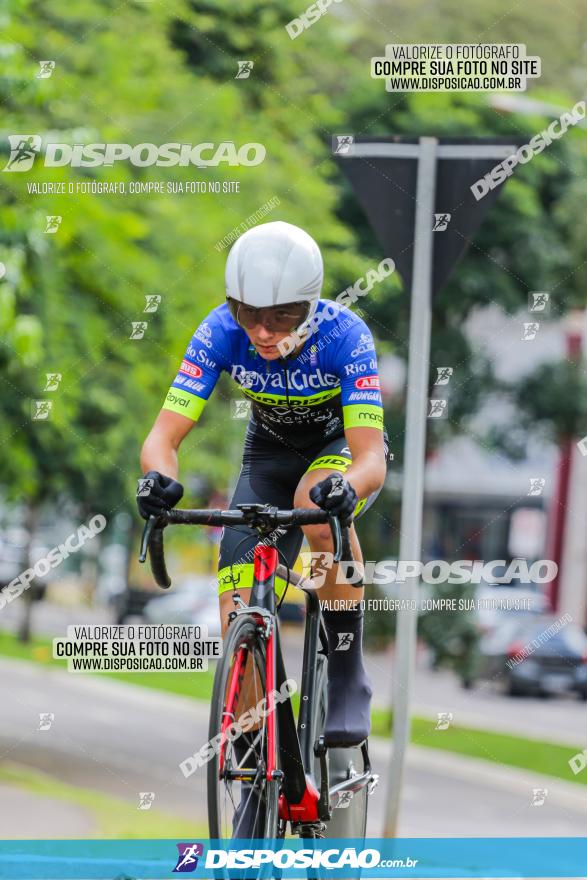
left=217, top=441, right=308, bottom=635
left=293, top=435, right=385, bottom=747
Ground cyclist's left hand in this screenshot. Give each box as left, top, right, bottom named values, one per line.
left=309, top=474, right=358, bottom=526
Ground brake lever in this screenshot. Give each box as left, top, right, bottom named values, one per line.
left=329, top=515, right=343, bottom=563
left=139, top=514, right=161, bottom=563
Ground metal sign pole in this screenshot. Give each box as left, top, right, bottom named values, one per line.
left=383, top=136, right=438, bottom=837
left=339, top=137, right=518, bottom=837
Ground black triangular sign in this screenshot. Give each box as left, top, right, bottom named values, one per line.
left=335, top=136, right=524, bottom=297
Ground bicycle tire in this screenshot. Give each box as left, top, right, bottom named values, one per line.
left=208, top=613, right=280, bottom=840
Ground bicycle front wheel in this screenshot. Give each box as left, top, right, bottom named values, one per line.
left=208, top=613, right=280, bottom=840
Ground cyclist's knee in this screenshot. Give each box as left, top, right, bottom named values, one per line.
left=304, top=522, right=335, bottom=548
left=295, top=469, right=339, bottom=546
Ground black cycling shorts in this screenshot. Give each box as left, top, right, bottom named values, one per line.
left=217, top=430, right=389, bottom=598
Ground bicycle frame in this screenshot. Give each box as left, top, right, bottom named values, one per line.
left=139, top=503, right=377, bottom=835
left=248, top=542, right=327, bottom=826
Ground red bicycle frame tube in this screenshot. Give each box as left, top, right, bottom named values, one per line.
left=254, top=543, right=321, bottom=821
left=219, top=645, right=248, bottom=774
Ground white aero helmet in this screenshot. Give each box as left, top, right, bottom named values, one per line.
left=225, top=220, right=323, bottom=329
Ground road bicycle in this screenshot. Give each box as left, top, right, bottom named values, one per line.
left=139, top=503, right=378, bottom=840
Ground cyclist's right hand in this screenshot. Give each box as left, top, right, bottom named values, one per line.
left=136, top=470, right=184, bottom=520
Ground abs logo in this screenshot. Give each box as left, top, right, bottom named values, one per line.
left=3, top=135, right=42, bottom=172
left=179, top=360, right=203, bottom=379
left=173, top=842, right=204, bottom=873
left=355, top=375, right=380, bottom=390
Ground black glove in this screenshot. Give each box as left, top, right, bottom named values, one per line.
left=309, top=474, right=358, bottom=527
left=136, top=470, right=184, bottom=520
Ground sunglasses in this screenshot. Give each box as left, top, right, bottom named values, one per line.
left=227, top=298, right=310, bottom=333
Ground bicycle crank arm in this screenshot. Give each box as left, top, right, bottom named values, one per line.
left=313, top=736, right=331, bottom=822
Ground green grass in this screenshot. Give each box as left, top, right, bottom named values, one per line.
left=0, top=763, right=205, bottom=838
left=2, top=631, right=586, bottom=790
left=371, top=708, right=587, bottom=787
left=0, top=631, right=215, bottom=699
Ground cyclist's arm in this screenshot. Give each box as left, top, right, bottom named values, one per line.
left=342, top=426, right=386, bottom=500
left=335, top=313, right=387, bottom=499
left=140, top=309, right=229, bottom=479
left=140, top=409, right=195, bottom=480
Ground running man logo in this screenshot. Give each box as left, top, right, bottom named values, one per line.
left=44, top=216, right=62, bottom=234
left=137, top=792, right=155, bottom=810
left=335, top=632, right=354, bottom=651
left=137, top=478, right=154, bottom=497
left=522, top=322, right=539, bottom=341
left=528, top=478, right=546, bottom=497
left=36, top=61, right=56, bottom=79
left=38, top=712, right=54, bottom=731
left=43, top=373, right=62, bottom=391
left=432, top=213, right=451, bottom=231
left=435, top=712, right=453, bottom=730
left=173, top=842, right=204, bottom=873
left=335, top=791, right=354, bottom=808
left=333, top=134, right=354, bottom=155
left=130, top=321, right=148, bottom=340
left=236, top=60, right=254, bottom=79
left=428, top=399, right=447, bottom=418
left=232, top=400, right=252, bottom=419
left=434, top=367, right=453, bottom=386
left=32, top=400, right=53, bottom=420
left=529, top=292, right=550, bottom=313
left=144, top=294, right=161, bottom=313
left=3, top=135, right=42, bottom=172
left=300, top=551, right=334, bottom=587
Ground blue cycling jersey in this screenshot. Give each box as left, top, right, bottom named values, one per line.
left=163, top=300, right=384, bottom=449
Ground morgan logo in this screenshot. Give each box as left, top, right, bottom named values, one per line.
left=355, top=375, right=380, bottom=390
left=3, top=135, right=42, bottom=172
left=179, top=360, right=203, bottom=378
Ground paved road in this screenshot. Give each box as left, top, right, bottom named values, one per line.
left=281, top=627, right=587, bottom=747
left=1, top=657, right=586, bottom=842
left=5, top=600, right=587, bottom=746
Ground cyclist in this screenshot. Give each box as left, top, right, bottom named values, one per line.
left=137, top=220, right=389, bottom=836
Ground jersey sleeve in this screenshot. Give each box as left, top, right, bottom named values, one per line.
left=335, top=320, right=384, bottom=431
left=162, top=309, right=229, bottom=422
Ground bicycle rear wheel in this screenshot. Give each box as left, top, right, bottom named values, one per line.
left=208, top=613, right=280, bottom=840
